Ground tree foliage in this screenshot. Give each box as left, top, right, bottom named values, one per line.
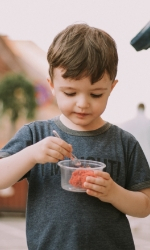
left=0, top=74, right=37, bottom=123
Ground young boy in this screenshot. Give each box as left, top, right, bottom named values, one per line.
left=0, top=23, right=150, bottom=250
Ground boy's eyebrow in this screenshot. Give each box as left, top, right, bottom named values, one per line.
left=59, top=87, right=76, bottom=90
left=59, top=87, right=108, bottom=90
left=92, top=87, right=108, bottom=90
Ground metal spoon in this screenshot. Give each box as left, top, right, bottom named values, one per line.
left=52, top=130, right=81, bottom=166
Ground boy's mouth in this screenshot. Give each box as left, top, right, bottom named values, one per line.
left=74, top=112, right=89, bottom=118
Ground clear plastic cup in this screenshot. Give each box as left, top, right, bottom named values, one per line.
left=58, top=159, right=106, bottom=192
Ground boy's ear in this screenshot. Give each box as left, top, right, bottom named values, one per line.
left=47, top=78, right=55, bottom=96
left=111, top=79, right=118, bottom=92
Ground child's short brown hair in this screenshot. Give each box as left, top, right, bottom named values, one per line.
left=47, top=23, right=118, bottom=83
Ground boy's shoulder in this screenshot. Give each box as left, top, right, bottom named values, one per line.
left=24, top=116, right=58, bottom=130
left=112, top=123, right=136, bottom=135
left=25, top=118, right=53, bottom=126
left=2, top=117, right=58, bottom=144
left=110, top=123, right=138, bottom=144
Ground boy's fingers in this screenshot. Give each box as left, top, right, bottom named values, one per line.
left=51, top=137, right=72, bottom=152
left=49, top=137, right=72, bottom=158
left=86, top=176, right=106, bottom=187
left=94, top=170, right=110, bottom=180
left=47, top=149, right=65, bottom=161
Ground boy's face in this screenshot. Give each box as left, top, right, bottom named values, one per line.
left=49, top=68, right=117, bottom=130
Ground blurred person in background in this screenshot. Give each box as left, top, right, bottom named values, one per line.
left=120, top=103, right=150, bottom=166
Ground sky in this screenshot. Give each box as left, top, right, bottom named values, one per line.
left=0, top=0, right=150, bottom=124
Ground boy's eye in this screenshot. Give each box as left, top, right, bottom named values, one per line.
left=64, top=92, right=76, bottom=96
left=91, top=94, right=103, bottom=98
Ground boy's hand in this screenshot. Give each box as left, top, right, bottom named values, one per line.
left=30, top=136, right=72, bottom=164
left=84, top=171, right=117, bottom=203
left=84, top=171, right=150, bottom=217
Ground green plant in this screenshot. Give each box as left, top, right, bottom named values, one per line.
left=0, top=74, right=37, bottom=124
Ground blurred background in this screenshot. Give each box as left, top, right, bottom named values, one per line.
left=0, top=0, right=150, bottom=249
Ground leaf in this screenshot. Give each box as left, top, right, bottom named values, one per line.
left=0, top=73, right=37, bottom=123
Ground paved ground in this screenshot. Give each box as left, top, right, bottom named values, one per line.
left=127, top=215, right=150, bottom=250
left=0, top=213, right=150, bottom=249
left=0, top=213, right=27, bottom=250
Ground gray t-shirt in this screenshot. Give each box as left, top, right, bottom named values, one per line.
left=1, top=116, right=150, bottom=250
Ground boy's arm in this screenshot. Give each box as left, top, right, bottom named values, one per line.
left=84, top=171, right=150, bottom=218
left=0, top=145, right=36, bottom=189
left=108, top=183, right=150, bottom=217
left=0, top=136, right=72, bottom=189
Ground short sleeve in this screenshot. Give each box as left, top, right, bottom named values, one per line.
left=126, top=141, right=150, bottom=191
left=0, top=125, right=33, bottom=179
left=0, top=125, right=33, bottom=157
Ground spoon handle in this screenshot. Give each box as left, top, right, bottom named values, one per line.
left=52, top=130, right=61, bottom=139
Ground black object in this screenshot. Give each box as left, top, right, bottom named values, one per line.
left=130, top=21, right=150, bottom=51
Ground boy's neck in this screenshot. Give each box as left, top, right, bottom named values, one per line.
left=60, top=114, right=106, bottom=131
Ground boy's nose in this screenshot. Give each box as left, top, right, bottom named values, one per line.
left=76, top=96, right=90, bottom=109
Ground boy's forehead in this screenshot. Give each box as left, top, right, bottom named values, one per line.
left=53, top=68, right=111, bottom=82
left=53, top=68, right=110, bottom=80
left=53, top=68, right=92, bottom=84
left=52, top=68, right=112, bottom=89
